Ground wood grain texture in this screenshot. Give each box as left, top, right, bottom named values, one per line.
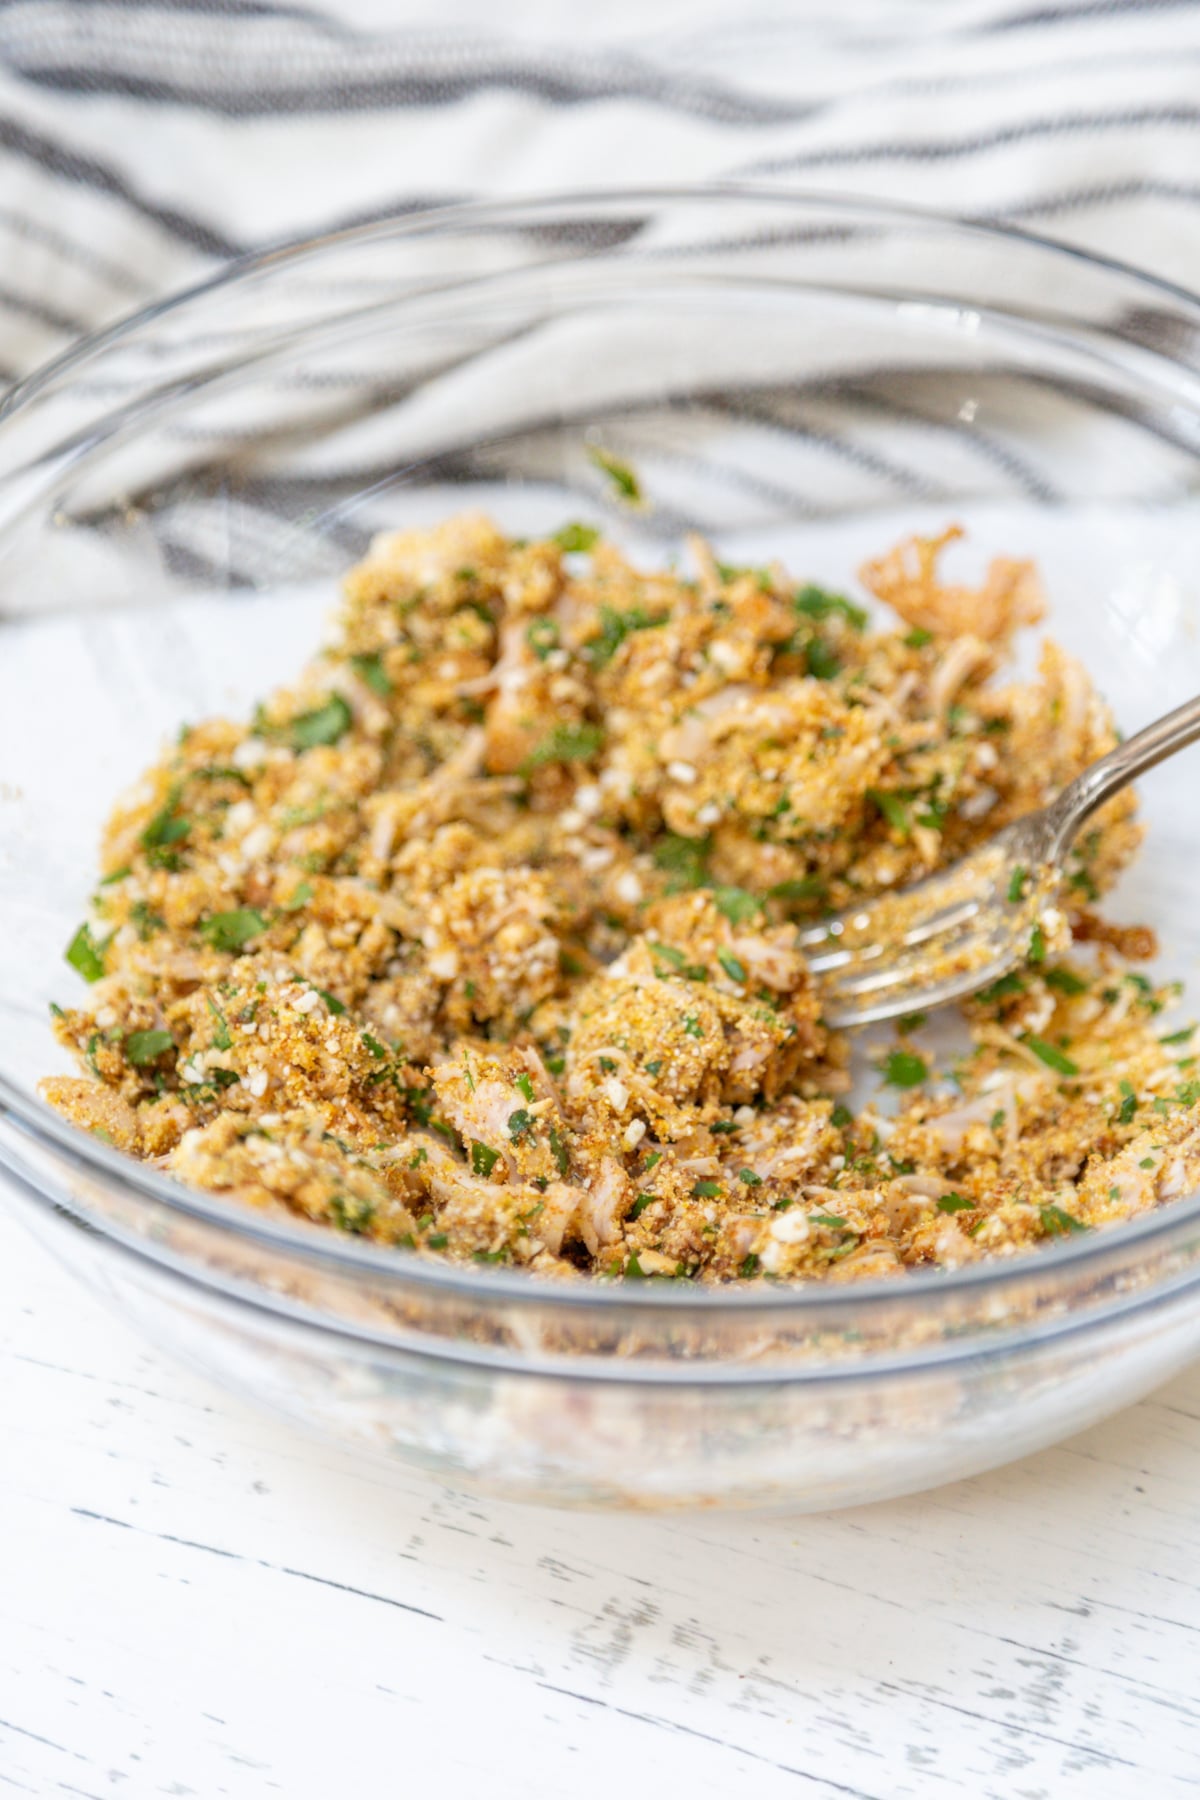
left=1, top=1200, right=1199, bottom=1800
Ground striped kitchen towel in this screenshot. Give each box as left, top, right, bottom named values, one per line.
left=0, top=0, right=1198, bottom=382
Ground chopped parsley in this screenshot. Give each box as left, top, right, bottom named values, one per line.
left=653, top=833, right=711, bottom=890
left=717, top=947, right=747, bottom=984
left=507, top=1108, right=534, bottom=1142
left=1023, top=1035, right=1079, bottom=1077
left=288, top=693, right=353, bottom=751
left=553, top=521, right=599, bottom=553
left=767, top=875, right=827, bottom=904
left=978, top=972, right=1025, bottom=1003
left=794, top=584, right=868, bottom=631
left=587, top=445, right=642, bottom=503
left=470, top=1141, right=500, bottom=1179
left=710, top=886, right=761, bottom=926
left=350, top=652, right=392, bottom=696
left=521, top=721, right=605, bottom=770
left=1040, top=1203, right=1089, bottom=1237
left=65, top=923, right=106, bottom=983
left=805, top=637, right=841, bottom=682
left=882, top=1049, right=928, bottom=1088
left=125, top=1028, right=174, bottom=1066
left=526, top=617, right=560, bottom=661
left=1045, top=966, right=1088, bottom=996
left=1007, top=866, right=1028, bottom=903
left=205, top=994, right=232, bottom=1050
left=868, top=789, right=911, bottom=838
left=200, top=909, right=269, bottom=952
left=936, top=1193, right=975, bottom=1214
left=585, top=604, right=669, bottom=667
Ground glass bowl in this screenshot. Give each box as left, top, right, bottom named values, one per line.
left=3, top=187, right=1200, bottom=1512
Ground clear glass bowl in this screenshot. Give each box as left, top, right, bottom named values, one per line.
left=3, top=188, right=1200, bottom=1511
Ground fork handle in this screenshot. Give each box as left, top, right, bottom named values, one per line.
left=1048, top=690, right=1200, bottom=854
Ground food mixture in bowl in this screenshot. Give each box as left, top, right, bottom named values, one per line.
left=42, top=513, right=1200, bottom=1283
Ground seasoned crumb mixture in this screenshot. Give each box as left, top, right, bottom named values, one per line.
left=42, top=516, right=1200, bottom=1283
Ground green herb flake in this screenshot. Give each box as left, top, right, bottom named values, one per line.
left=738, top=1169, right=762, bottom=1186
left=711, top=886, right=761, bottom=925
left=653, top=833, right=712, bottom=890
left=904, top=626, right=933, bottom=648
left=1024, top=1034, right=1079, bottom=1077
left=549, top=1126, right=570, bottom=1178
left=1160, top=1026, right=1196, bottom=1046
left=525, top=617, right=560, bottom=661
left=1139, top=1157, right=1156, bottom=1170
left=507, top=1107, right=534, bottom=1142
left=794, top=584, right=868, bottom=631
left=717, top=947, right=748, bottom=984
left=882, top=1049, right=928, bottom=1088
left=470, top=1141, right=500, bottom=1179
left=1045, top=966, right=1089, bottom=996
left=1007, top=866, right=1028, bottom=904
left=125, top=1028, right=174, bottom=1066
left=206, top=994, right=232, bottom=1051
left=629, top=1192, right=656, bottom=1220
left=936, top=1193, right=975, bottom=1214
left=831, top=1102, right=854, bottom=1131
left=200, top=909, right=269, bottom=952
left=738, top=1253, right=761, bottom=1279
left=514, top=1071, right=535, bottom=1103
left=427, top=1232, right=449, bottom=1250
left=767, top=875, right=827, bottom=905
left=350, top=652, right=393, bottom=697
left=553, top=521, right=600, bottom=554
left=521, top=721, right=605, bottom=771
left=141, top=788, right=190, bottom=851
left=643, top=1150, right=663, bottom=1170
left=683, top=1014, right=703, bottom=1039
left=691, top=1179, right=722, bottom=1197
left=65, top=923, right=106, bottom=983
left=585, top=603, right=669, bottom=667
left=805, top=638, right=841, bottom=682
left=587, top=445, right=642, bottom=503
left=978, top=972, right=1026, bottom=1003
left=1116, top=1079, right=1138, bottom=1126
left=99, top=866, right=131, bottom=886
left=1040, top=1203, right=1089, bottom=1237
left=868, top=789, right=911, bottom=838
left=809, top=1212, right=847, bottom=1229
left=1028, top=923, right=1047, bottom=964
left=288, top=693, right=353, bottom=751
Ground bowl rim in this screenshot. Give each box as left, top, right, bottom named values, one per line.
left=4, top=180, right=1200, bottom=1320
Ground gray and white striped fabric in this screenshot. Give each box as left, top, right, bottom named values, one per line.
left=1, top=0, right=1200, bottom=388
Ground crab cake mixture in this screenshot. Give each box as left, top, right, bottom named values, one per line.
left=43, top=516, right=1200, bottom=1282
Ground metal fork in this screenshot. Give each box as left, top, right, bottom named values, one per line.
left=800, top=691, right=1200, bottom=1029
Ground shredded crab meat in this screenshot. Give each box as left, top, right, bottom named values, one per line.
left=41, top=512, right=1194, bottom=1285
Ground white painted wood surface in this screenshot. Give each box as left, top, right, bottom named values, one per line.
left=3, top=1201, right=1200, bottom=1800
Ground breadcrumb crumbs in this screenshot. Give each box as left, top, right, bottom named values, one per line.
left=43, top=515, right=1199, bottom=1285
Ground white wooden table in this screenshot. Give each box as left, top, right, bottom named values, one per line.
left=3, top=1201, right=1199, bottom=1800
